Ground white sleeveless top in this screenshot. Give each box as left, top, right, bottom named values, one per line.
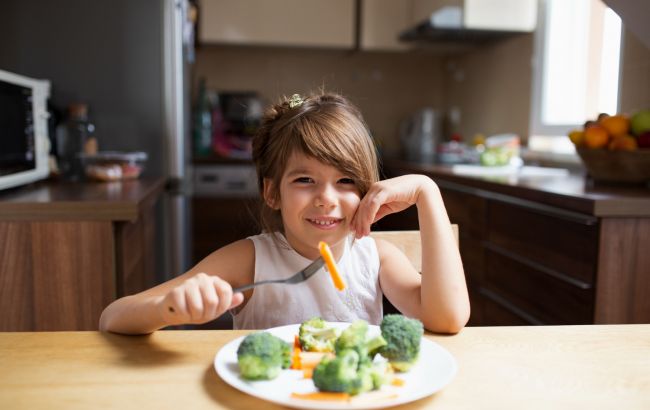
left=232, top=233, right=383, bottom=330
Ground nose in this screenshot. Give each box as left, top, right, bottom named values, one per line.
left=314, top=182, right=337, bottom=208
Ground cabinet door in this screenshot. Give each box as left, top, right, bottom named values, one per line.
left=360, top=0, right=413, bottom=51
left=200, top=0, right=355, bottom=48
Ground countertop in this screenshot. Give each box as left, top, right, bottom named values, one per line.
left=0, top=178, right=166, bottom=222
left=1, top=325, right=648, bottom=409
left=383, top=159, right=650, bottom=217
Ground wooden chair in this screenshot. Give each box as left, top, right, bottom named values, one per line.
left=370, top=224, right=459, bottom=272
left=370, top=225, right=459, bottom=315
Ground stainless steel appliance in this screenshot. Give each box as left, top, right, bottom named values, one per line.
left=400, top=108, right=441, bottom=164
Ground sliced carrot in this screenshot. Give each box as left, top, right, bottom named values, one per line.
left=291, top=392, right=350, bottom=401
left=302, top=367, right=313, bottom=379
left=318, top=241, right=346, bottom=291
left=290, top=335, right=302, bottom=370
left=391, top=377, right=405, bottom=387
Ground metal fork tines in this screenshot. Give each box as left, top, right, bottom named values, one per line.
left=233, top=257, right=325, bottom=293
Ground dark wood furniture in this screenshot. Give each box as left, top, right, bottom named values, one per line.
left=0, top=178, right=165, bottom=331
left=382, top=160, right=650, bottom=326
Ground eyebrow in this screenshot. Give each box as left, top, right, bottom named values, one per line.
left=284, top=168, right=311, bottom=178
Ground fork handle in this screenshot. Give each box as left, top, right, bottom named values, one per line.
left=232, top=279, right=282, bottom=293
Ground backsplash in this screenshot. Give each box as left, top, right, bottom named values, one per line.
left=193, top=28, right=649, bottom=156
left=193, top=46, right=445, bottom=157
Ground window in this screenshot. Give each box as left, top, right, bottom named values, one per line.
left=529, top=0, right=622, bottom=153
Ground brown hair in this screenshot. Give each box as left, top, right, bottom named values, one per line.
left=252, top=92, right=379, bottom=234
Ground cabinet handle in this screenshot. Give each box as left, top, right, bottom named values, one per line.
left=484, top=242, right=593, bottom=290
left=436, top=179, right=598, bottom=226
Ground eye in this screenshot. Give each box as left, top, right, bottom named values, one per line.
left=293, top=177, right=314, bottom=183
left=338, top=177, right=355, bottom=185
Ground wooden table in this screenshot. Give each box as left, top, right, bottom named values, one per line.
left=1, top=325, right=648, bottom=409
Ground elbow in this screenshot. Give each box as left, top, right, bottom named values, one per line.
left=423, top=305, right=471, bottom=335
left=98, top=306, right=112, bottom=332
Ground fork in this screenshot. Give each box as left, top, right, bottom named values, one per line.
left=232, top=257, right=325, bottom=293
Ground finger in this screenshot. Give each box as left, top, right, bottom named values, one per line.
left=185, top=283, right=204, bottom=322
left=198, top=276, right=219, bottom=321
left=213, top=278, right=233, bottom=316
left=357, top=194, right=383, bottom=237
left=230, top=292, right=245, bottom=308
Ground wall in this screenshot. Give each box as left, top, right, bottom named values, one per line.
left=442, top=35, right=535, bottom=142
left=442, top=28, right=650, bottom=144
left=619, top=30, right=650, bottom=114
left=0, top=0, right=166, bottom=176
left=192, top=46, right=445, bottom=157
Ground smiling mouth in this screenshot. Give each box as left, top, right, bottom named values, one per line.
left=306, top=218, right=343, bottom=228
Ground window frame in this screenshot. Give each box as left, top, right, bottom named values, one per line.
left=528, top=0, right=624, bottom=152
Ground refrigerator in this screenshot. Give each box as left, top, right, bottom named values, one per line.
left=0, top=0, right=195, bottom=281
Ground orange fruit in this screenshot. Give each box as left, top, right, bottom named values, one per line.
left=584, top=125, right=610, bottom=148
left=599, top=115, right=629, bottom=137
left=608, top=135, right=638, bottom=151
left=568, top=129, right=585, bottom=146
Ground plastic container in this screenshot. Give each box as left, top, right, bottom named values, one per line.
left=79, top=151, right=148, bottom=182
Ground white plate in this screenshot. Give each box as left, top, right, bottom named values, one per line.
left=214, top=322, right=457, bottom=409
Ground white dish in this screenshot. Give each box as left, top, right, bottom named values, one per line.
left=214, top=322, right=457, bottom=410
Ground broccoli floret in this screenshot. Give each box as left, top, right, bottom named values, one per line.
left=378, top=314, right=424, bottom=372
left=312, top=349, right=373, bottom=395
left=298, top=317, right=340, bottom=352
left=236, top=332, right=291, bottom=380
left=368, top=355, right=393, bottom=390
left=335, top=320, right=387, bottom=359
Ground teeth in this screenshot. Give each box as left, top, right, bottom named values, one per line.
left=311, top=219, right=338, bottom=226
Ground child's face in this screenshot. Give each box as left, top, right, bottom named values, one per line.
left=270, top=151, right=361, bottom=260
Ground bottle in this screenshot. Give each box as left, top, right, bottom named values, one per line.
left=56, top=103, right=96, bottom=180
left=193, top=78, right=213, bottom=157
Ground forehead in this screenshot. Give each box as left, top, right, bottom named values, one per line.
left=282, top=151, right=340, bottom=177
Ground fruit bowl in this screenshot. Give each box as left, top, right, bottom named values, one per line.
left=576, top=147, right=650, bottom=183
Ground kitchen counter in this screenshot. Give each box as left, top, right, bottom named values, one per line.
left=1, top=325, right=648, bottom=409
left=381, top=159, right=649, bottom=326
left=383, top=159, right=650, bottom=216
left=0, top=178, right=166, bottom=221
left=0, top=178, right=166, bottom=331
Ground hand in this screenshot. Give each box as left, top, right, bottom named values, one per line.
left=158, top=273, right=244, bottom=326
left=351, top=175, right=434, bottom=238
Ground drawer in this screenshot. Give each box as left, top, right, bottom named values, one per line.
left=480, top=289, right=533, bottom=326
left=192, top=197, right=261, bottom=263
left=487, top=200, right=598, bottom=284
left=484, top=247, right=595, bottom=324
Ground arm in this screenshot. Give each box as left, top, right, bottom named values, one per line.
left=99, top=238, right=254, bottom=334
left=352, top=174, right=470, bottom=333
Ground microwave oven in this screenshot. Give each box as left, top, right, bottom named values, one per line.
left=0, top=69, right=51, bottom=190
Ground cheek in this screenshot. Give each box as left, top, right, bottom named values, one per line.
left=342, top=192, right=361, bottom=210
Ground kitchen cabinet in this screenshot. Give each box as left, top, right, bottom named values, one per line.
left=359, top=0, right=413, bottom=51
left=192, top=196, right=260, bottom=264
left=199, top=0, right=356, bottom=49
left=383, top=160, right=650, bottom=326
left=0, top=178, right=165, bottom=331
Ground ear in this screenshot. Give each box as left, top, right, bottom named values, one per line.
left=263, top=178, right=280, bottom=210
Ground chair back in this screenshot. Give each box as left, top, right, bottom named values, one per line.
left=369, top=225, right=458, bottom=272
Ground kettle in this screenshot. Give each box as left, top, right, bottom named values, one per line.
left=400, top=108, right=440, bottom=164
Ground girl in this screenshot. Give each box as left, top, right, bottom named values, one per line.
left=99, top=92, right=470, bottom=334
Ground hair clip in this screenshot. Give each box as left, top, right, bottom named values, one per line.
left=288, top=94, right=304, bottom=108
